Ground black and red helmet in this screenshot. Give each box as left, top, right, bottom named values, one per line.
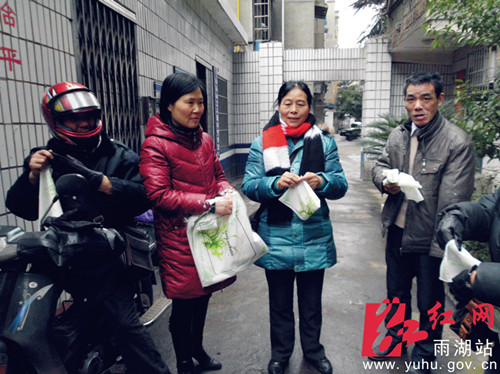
left=41, top=82, right=102, bottom=149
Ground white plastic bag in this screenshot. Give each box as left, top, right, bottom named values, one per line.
left=278, top=181, right=321, bottom=220
left=439, top=240, right=481, bottom=283
left=382, top=169, right=424, bottom=202
left=187, top=191, right=268, bottom=287
left=37, top=167, right=63, bottom=230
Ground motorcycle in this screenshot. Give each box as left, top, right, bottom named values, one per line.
left=0, top=174, right=170, bottom=374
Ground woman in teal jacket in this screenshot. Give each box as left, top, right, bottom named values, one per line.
left=241, top=81, right=348, bottom=374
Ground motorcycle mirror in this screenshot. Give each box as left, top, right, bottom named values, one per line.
left=55, top=173, right=89, bottom=196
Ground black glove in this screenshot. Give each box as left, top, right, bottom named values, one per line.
left=50, top=152, right=104, bottom=191
left=436, top=210, right=464, bottom=251
left=449, top=268, right=475, bottom=305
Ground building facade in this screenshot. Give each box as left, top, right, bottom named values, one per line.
left=0, top=0, right=496, bottom=229
left=0, top=0, right=248, bottom=228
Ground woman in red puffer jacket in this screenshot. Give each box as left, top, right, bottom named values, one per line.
left=139, top=72, right=235, bottom=374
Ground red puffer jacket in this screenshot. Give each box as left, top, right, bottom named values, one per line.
left=139, top=115, right=235, bottom=299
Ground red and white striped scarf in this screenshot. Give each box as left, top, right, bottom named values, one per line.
left=261, top=111, right=324, bottom=224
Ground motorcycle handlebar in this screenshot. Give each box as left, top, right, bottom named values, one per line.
left=0, top=226, right=24, bottom=262
left=0, top=238, right=19, bottom=262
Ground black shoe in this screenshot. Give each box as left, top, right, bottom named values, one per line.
left=198, top=357, right=222, bottom=371
left=193, top=351, right=222, bottom=371
left=268, top=360, right=287, bottom=374
left=177, top=360, right=195, bottom=374
left=368, top=341, right=407, bottom=361
left=305, top=357, right=333, bottom=374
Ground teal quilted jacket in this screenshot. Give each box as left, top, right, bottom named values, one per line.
left=241, top=132, right=348, bottom=271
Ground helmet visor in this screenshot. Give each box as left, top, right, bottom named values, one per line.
left=52, top=91, right=101, bottom=116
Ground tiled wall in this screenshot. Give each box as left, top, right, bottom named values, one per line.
left=233, top=50, right=260, bottom=146
left=0, top=0, right=237, bottom=228
left=358, top=39, right=392, bottom=179
left=136, top=0, right=235, bottom=98
left=362, top=39, right=392, bottom=130
left=284, top=48, right=365, bottom=82
left=258, top=42, right=284, bottom=129
left=0, top=1, right=75, bottom=229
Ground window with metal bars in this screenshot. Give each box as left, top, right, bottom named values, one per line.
left=467, top=48, right=490, bottom=89
left=218, top=77, right=229, bottom=149
left=73, top=0, right=140, bottom=153
left=253, top=0, right=270, bottom=41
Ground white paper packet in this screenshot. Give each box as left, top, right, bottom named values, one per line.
left=382, top=169, right=424, bottom=202
left=37, top=167, right=63, bottom=230
left=278, top=181, right=321, bottom=220
left=439, top=240, right=481, bottom=283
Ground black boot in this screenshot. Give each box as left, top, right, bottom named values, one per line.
left=193, top=350, right=222, bottom=371
left=176, top=360, right=195, bottom=374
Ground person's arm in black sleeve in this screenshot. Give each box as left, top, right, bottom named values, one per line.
left=5, top=168, right=39, bottom=220
left=99, top=145, right=152, bottom=220
left=456, top=192, right=495, bottom=242
left=103, top=171, right=152, bottom=218
left=437, top=191, right=496, bottom=249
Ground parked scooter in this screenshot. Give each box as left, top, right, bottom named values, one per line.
left=0, top=174, right=169, bottom=374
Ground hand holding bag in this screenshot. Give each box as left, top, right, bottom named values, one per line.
left=187, top=191, right=268, bottom=287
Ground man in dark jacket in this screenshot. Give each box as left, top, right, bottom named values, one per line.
left=370, top=71, right=476, bottom=373
left=437, top=187, right=500, bottom=373
left=5, top=82, right=170, bottom=374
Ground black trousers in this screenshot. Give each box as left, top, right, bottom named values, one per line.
left=169, top=294, right=211, bottom=365
left=101, top=285, right=170, bottom=374
left=384, top=225, right=445, bottom=362
left=265, top=269, right=326, bottom=362
left=64, top=284, right=169, bottom=374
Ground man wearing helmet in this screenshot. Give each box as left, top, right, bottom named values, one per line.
left=5, top=82, right=171, bottom=374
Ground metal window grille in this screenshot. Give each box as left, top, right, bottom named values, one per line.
left=467, top=48, right=490, bottom=89
left=73, top=0, right=140, bottom=153
left=253, top=0, right=270, bottom=41
left=218, top=77, right=229, bottom=149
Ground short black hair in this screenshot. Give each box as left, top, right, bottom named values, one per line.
left=274, top=81, right=313, bottom=108
left=403, top=71, right=443, bottom=97
left=159, top=72, right=207, bottom=125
